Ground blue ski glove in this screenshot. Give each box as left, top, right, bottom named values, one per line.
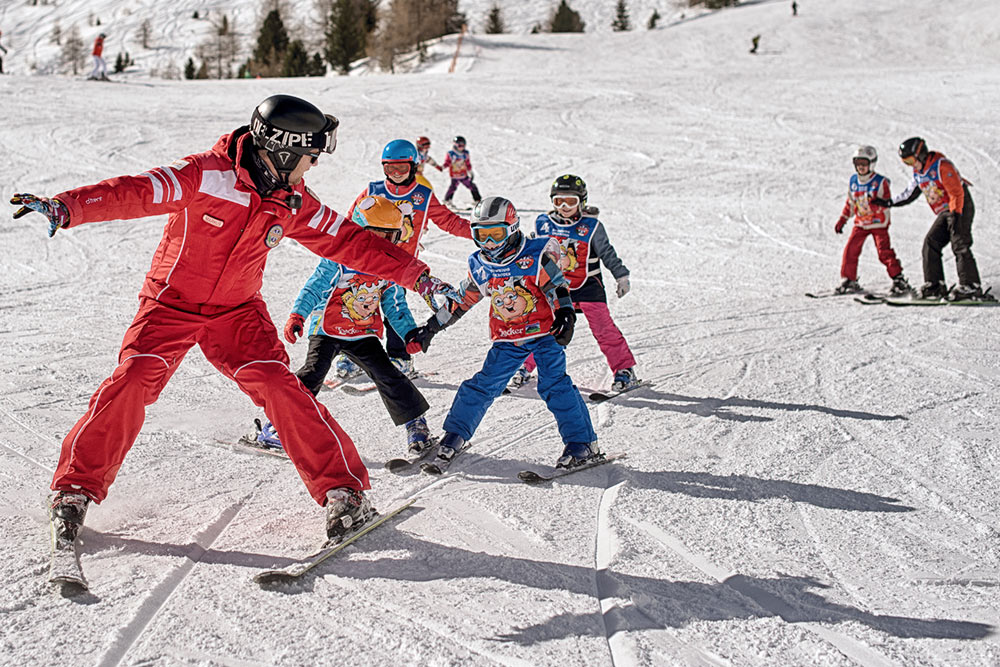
left=414, top=271, right=461, bottom=310
left=550, top=306, right=576, bottom=346
left=11, top=193, right=71, bottom=237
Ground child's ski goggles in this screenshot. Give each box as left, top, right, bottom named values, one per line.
left=552, top=195, right=580, bottom=209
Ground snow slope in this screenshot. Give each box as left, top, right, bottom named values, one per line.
left=1, top=0, right=999, bottom=664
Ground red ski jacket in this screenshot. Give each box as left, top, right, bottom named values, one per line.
left=54, top=128, right=429, bottom=312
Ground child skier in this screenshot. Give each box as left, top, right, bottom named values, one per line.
left=415, top=136, right=442, bottom=175
left=250, top=196, right=439, bottom=459
left=333, top=139, right=473, bottom=380
left=442, top=135, right=482, bottom=208
left=833, top=145, right=911, bottom=295
left=510, top=174, right=639, bottom=394
left=417, top=196, right=599, bottom=472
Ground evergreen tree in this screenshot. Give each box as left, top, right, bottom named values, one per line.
left=648, top=9, right=661, bottom=29
left=611, top=0, right=631, bottom=31
left=485, top=3, right=504, bottom=34
left=139, top=19, right=152, bottom=48
left=254, top=9, right=290, bottom=68
left=308, top=53, right=327, bottom=76
left=281, top=39, right=310, bottom=77
left=325, top=0, right=365, bottom=75
left=549, top=1, right=586, bottom=33
left=184, top=57, right=197, bottom=79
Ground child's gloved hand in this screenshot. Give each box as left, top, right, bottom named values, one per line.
left=616, top=275, right=631, bottom=298
left=550, top=306, right=576, bottom=346
left=835, top=219, right=846, bottom=234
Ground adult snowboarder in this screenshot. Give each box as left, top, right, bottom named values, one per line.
left=871, top=137, right=993, bottom=301
left=833, top=146, right=911, bottom=295
left=10, top=95, right=460, bottom=555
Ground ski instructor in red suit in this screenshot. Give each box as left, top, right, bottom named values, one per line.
left=11, top=95, right=461, bottom=543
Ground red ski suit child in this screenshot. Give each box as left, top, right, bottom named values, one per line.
left=45, top=127, right=431, bottom=506
left=835, top=171, right=902, bottom=282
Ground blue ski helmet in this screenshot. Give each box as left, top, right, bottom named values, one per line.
left=381, top=139, right=418, bottom=163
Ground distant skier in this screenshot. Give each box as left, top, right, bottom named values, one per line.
left=509, top=174, right=639, bottom=393
left=0, top=29, right=8, bottom=75
left=792, top=1, right=798, bottom=16
left=89, top=32, right=107, bottom=80
left=10, top=95, right=459, bottom=553
left=871, top=137, right=994, bottom=302
left=332, top=139, right=472, bottom=380
left=833, top=146, right=911, bottom=295
left=750, top=34, right=761, bottom=54
left=415, top=136, right=443, bottom=175
left=442, top=135, right=482, bottom=208
left=248, top=195, right=440, bottom=461
left=417, top=196, right=598, bottom=472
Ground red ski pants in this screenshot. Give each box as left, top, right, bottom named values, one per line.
left=840, top=226, right=902, bottom=281
left=52, top=297, right=369, bottom=505
left=523, top=301, right=636, bottom=374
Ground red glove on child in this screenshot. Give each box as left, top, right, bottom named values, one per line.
left=283, top=313, right=305, bottom=344
left=834, top=219, right=846, bottom=234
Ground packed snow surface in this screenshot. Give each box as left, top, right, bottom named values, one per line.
left=1, top=0, right=999, bottom=665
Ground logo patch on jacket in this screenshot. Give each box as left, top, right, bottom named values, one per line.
left=265, top=224, right=284, bottom=248
left=516, top=256, right=535, bottom=270
left=202, top=214, right=224, bottom=228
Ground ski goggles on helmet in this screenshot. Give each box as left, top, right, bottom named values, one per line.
left=552, top=195, right=580, bottom=209
left=251, top=113, right=340, bottom=156
left=472, top=223, right=512, bottom=244
left=382, top=161, right=411, bottom=178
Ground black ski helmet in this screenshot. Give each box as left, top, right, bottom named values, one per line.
left=550, top=174, right=588, bottom=206
left=250, top=95, right=339, bottom=183
left=898, top=136, right=928, bottom=164
left=453, top=135, right=466, bottom=146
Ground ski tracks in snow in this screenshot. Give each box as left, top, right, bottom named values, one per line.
left=94, top=488, right=261, bottom=667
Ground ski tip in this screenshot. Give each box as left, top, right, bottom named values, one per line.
left=384, top=459, right=413, bottom=473
left=253, top=570, right=297, bottom=586
left=50, top=576, right=89, bottom=594
left=517, top=470, right=548, bottom=484
left=420, top=463, right=444, bottom=476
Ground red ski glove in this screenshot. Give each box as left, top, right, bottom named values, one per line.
left=834, top=218, right=846, bottom=234
left=283, top=313, right=305, bottom=344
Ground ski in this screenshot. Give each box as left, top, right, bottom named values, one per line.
left=341, top=384, right=377, bottom=395
left=518, top=452, right=627, bottom=484
left=589, top=380, right=653, bottom=403
left=384, top=437, right=440, bottom=474
left=854, top=293, right=888, bottom=305
left=420, top=442, right=471, bottom=476
left=48, top=526, right=88, bottom=591
left=253, top=499, right=417, bottom=585
left=805, top=290, right=866, bottom=299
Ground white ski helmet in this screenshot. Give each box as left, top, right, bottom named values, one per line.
left=853, top=145, right=878, bottom=166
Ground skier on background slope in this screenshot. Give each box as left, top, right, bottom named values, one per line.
left=10, top=95, right=459, bottom=553
left=415, top=136, right=443, bottom=176
left=250, top=195, right=440, bottom=461
left=414, top=196, right=599, bottom=472
left=871, top=137, right=994, bottom=302
left=333, top=139, right=472, bottom=380
left=89, top=32, right=108, bottom=81
left=832, top=146, right=911, bottom=296
left=509, top=175, right=640, bottom=394
left=442, top=135, right=482, bottom=208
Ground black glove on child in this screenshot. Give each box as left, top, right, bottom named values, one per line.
left=869, top=197, right=892, bottom=208
left=549, top=306, right=576, bottom=346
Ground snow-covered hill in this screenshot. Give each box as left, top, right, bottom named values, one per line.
left=1, top=0, right=999, bottom=665
left=0, top=0, right=680, bottom=78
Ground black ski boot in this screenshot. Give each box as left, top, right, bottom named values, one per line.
left=49, top=491, right=90, bottom=548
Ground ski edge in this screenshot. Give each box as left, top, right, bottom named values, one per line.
left=517, top=452, right=627, bottom=484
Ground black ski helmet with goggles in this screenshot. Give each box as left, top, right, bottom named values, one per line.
left=898, top=136, right=928, bottom=166
left=250, top=95, right=339, bottom=184
left=550, top=174, right=588, bottom=209
left=471, top=196, right=522, bottom=262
